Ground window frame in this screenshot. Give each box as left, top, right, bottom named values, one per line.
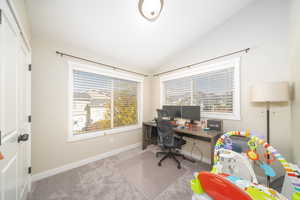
left=68, top=61, right=144, bottom=142
left=160, top=58, right=241, bottom=120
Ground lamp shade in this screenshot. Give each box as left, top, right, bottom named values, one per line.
left=251, top=82, right=290, bottom=102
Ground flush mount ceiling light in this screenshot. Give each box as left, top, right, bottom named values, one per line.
left=138, top=0, right=164, bottom=22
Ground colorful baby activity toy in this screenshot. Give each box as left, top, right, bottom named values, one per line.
left=190, top=130, right=300, bottom=200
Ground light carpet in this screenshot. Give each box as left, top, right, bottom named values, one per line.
left=118, top=151, right=186, bottom=199
left=28, top=145, right=210, bottom=200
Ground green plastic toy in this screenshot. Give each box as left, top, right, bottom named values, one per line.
left=293, top=192, right=300, bottom=200
left=245, top=186, right=277, bottom=200
left=191, top=178, right=204, bottom=194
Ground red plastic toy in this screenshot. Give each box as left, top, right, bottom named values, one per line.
left=198, top=172, right=252, bottom=200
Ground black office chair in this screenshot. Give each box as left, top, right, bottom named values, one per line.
left=156, top=109, right=169, bottom=119
left=155, top=119, right=186, bottom=169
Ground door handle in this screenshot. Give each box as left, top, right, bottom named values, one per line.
left=18, top=134, right=29, bottom=143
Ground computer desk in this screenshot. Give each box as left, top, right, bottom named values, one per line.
left=142, top=121, right=223, bottom=167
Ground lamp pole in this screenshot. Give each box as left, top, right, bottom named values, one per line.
left=266, top=102, right=271, bottom=187
left=266, top=102, right=270, bottom=144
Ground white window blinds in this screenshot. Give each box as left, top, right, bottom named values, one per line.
left=72, top=70, right=138, bottom=135
left=164, top=77, right=192, bottom=105
left=162, top=60, right=239, bottom=119
left=192, top=67, right=234, bottom=113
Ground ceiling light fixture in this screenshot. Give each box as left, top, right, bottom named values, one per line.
left=138, top=0, right=164, bottom=22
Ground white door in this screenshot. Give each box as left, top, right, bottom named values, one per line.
left=17, top=40, right=31, bottom=200
left=0, top=2, right=31, bottom=200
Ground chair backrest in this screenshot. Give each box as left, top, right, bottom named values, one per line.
left=157, top=109, right=169, bottom=119
left=155, top=119, right=175, bottom=147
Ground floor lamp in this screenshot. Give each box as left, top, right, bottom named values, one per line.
left=251, top=82, right=290, bottom=186
left=251, top=82, right=290, bottom=144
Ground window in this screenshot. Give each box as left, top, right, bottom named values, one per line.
left=69, top=62, right=143, bottom=141
left=161, top=58, right=240, bottom=120
left=164, top=77, right=192, bottom=106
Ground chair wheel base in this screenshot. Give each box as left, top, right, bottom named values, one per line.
left=156, top=149, right=184, bottom=169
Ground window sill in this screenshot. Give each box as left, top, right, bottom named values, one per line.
left=202, top=112, right=241, bottom=120
left=68, top=124, right=141, bottom=142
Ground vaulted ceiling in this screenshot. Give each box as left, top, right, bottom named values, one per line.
left=26, top=0, right=255, bottom=73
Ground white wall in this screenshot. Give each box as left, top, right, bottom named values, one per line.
left=10, top=0, right=31, bottom=42
left=290, top=0, right=300, bottom=165
left=31, top=37, right=152, bottom=174
left=153, top=0, right=292, bottom=161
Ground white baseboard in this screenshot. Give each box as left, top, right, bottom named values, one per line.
left=180, top=150, right=211, bottom=164
left=32, top=143, right=141, bottom=182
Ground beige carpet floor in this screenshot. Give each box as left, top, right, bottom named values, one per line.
left=118, top=151, right=187, bottom=199
left=28, top=146, right=210, bottom=200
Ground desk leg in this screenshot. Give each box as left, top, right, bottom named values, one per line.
left=210, top=137, right=217, bottom=169
left=142, top=125, right=148, bottom=150
left=142, top=125, right=154, bottom=150
left=210, top=141, right=214, bottom=168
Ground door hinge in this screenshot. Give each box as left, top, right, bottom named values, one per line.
left=28, top=115, right=31, bottom=123
left=28, top=167, right=32, bottom=174
left=28, top=64, right=32, bottom=71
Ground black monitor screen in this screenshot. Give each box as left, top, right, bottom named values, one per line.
left=162, top=105, right=182, bottom=119
left=181, top=106, right=200, bottom=121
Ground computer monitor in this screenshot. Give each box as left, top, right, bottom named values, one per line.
left=162, top=105, right=182, bottom=120
left=181, top=106, right=200, bottom=123
left=157, top=109, right=169, bottom=119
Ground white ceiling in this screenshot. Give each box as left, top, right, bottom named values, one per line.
left=26, top=0, right=255, bottom=73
